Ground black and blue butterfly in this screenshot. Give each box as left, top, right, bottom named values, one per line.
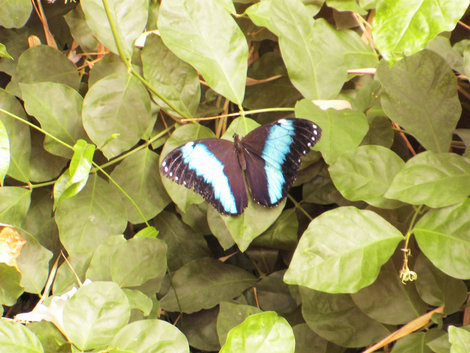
left=160, top=118, right=321, bottom=215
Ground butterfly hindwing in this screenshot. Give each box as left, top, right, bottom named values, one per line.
left=241, top=118, right=321, bottom=207
left=160, top=139, right=248, bottom=215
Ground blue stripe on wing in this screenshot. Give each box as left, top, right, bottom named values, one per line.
left=261, top=119, right=295, bottom=204
left=180, top=142, right=238, bottom=214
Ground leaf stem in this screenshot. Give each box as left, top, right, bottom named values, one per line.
left=0, top=107, right=73, bottom=151
left=101, top=0, right=188, bottom=118
left=92, top=162, right=151, bottom=227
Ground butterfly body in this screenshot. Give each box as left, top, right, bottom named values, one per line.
left=161, top=118, right=321, bottom=215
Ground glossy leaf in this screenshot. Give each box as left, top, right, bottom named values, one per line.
left=284, top=206, right=403, bottom=293
left=20, top=82, right=88, bottom=158
left=329, top=145, right=404, bottom=208
left=160, top=257, right=256, bottom=313
left=82, top=73, right=153, bottom=159
left=220, top=311, right=295, bottom=353
left=373, top=0, right=469, bottom=62
left=300, top=287, right=390, bottom=348
left=385, top=151, right=470, bottom=208
left=414, top=199, right=470, bottom=279
left=449, top=326, right=470, bottom=353
left=268, top=1, right=346, bottom=99
left=55, top=175, right=127, bottom=258
left=63, top=281, right=130, bottom=351
left=16, top=46, right=80, bottom=91
left=0, top=0, right=32, bottom=29
left=110, top=148, right=169, bottom=224
left=81, top=0, right=148, bottom=58
left=0, top=89, right=31, bottom=182
left=152, top=211, right=210, bottom=271
left=0, top=119, right=9, bottom=185
left=0, top=319, right=43, bottom=353
left=0, top=187, right=31, bottom=226
left=110, top=319, right=189, bottom=353
left=142, top=35, right=200, bottom=117
left=295, top=99, right=369, bottom=164
left=217, top=302, right=262, bottom=346
left=0, top=263, right=23, bottom=305
left=54, top=140, right=95, bottom=207
left=414, top=253, right=467, bottom=314
left=377, top=51, right=461, bottom=152
left=158, top=0, right=248, bottom=104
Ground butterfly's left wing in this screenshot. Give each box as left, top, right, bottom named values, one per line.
left=241, top=118, right=321, bottom=207
left=160, top=139, right=248, bottom=215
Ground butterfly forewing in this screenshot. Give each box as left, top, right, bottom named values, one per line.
left=241, top=118, right=321, bottom=207
left=160, top=139, right=248, bottom=215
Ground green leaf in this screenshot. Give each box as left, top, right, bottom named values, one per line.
left=251, top=208, right=298, bottom=251
left=82, top=73, right=154, bottom=159
left=16, top=231, right=53, bottom=294
left=385, top=151, right=470, bottom=208
left=63, top=4, right=98, bottom=53
left=295, top=99, right=369, bottom=164
left=23, top=189, right=60, bottom=255
left=153, top=211, right=210, bottom=271
left=300, top=287, right=390, bottom=348
left=373, top=0, right=470, bottom=62
left=377, top=50, right=461, bottom=152
left=160, top=257, right=256, bottom=313
left=0, top=89, right=31, bottom=182
left=87, top=235, right=125, bottom=282
left=217, top=302, right=262, bottom=346
left=63, top=281, right=130, bottom=351
left=414, top=253, right=467, bottom=315
left=391, top=332, right=431, bottom=353
left=160, top=123, right=215, bottom=213
left=267, top=1, right=346, bottom=99
left=55, top=175, right=127, bottom=258
left=0, top=119, right=10, bottom=185
left=0, top=42, right=13, bottom=60
left=110, top=319, right=190, bottom=353
left=122, top=288, right=153, bottom=316
left=142, top=35, right=200, bottom=117
left=0, top=0, right=32, bottom=29
left=178, top=308, right=220, bottom=351
left=326, top=0, right=367, bottom=14
left=81, top=0, right=148, bottom=58
left=256, top=270, right=297, bottom=313
left=414, top=199, right=470, bottom=279
left=351, top=260, right=427, bottom=325
left=29, top=130, right=67, bottom=183
left=292, top=324, right=328, bottom=353
left=20, top=82, right=88, bottom=158
left=111, top=236, right=167, bottom=288
left=449, top=326, right=470, bottom=353
left=220, top=312, right=295, bottom=353
left=0, top=187, right=31, bottom=226
left=221, top=197, right=285, bottom=252
left=284, top=206, right=403, bottom=293
left=329, top=145, right=404, bottom=208
left=54, top=140, right=95, bottom=207
left=158, top=0, right=248, bottom=104
left=110, top=148, right=170, bottom=224
left=16, top=46, right=80, bottom=91
left=135, top=226, right=158, bottom=238
left=0, top=319, right=43, bottom=353
left=0, top=263, right=23, bottom=306
left=88, top=53, right=128, bottom=87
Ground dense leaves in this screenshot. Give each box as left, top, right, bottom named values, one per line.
left=1, top=0, right=470, bottom=352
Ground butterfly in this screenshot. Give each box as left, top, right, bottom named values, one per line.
left=160, top=118, right=321, bottom=215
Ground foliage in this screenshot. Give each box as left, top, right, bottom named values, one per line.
left=0, top=0, right=470, bottom=352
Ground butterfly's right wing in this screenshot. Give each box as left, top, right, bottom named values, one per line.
left=160, top=139, right=248, bottom=215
